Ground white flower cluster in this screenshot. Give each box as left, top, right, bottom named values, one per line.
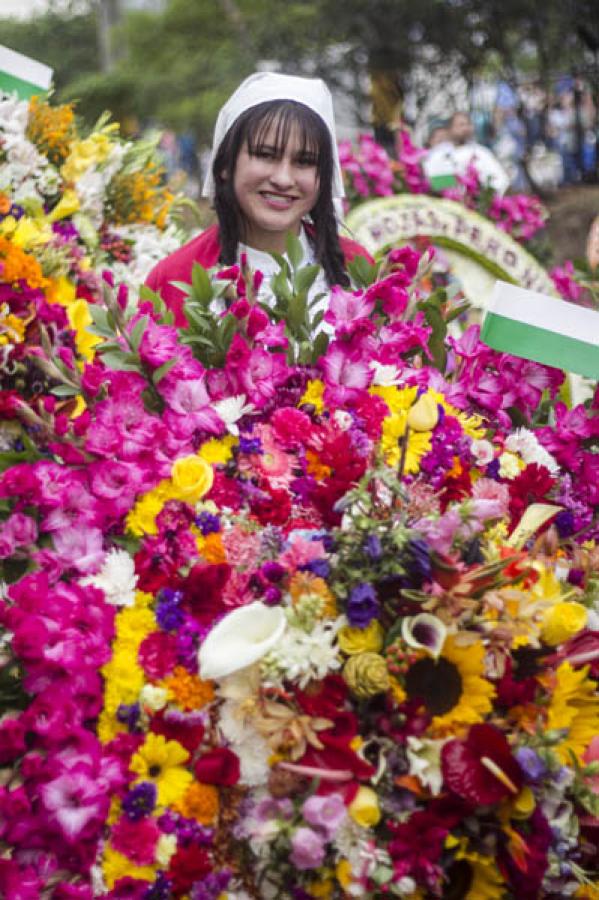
left=0, top=94, right=53, bottom=200
left=217, top=670, right=271, bottom=786
left=505, top=427, right=559, bottom=474
left=81, top=547, right=137, bottom=606
left=261, top=614, right=343, bottom=689
left=108, top=223, right=182, bottom=290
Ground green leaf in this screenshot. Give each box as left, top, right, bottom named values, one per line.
left=152, top=357, right=179, bottom=384
left=311, top=330, right=329, bottom=361
left=294, top=264, right=320, bottom=297
left=128, top=315, right=149, bottom=352
left=271, top=270, right=293, bottom=303
left=99, top=350, right=142, bottom=372
left=139, top=284, right=167, bottom=319
left=51, top=384, right=80, bottom=398
left=285, top=231, right=304, bottom=271
left=347, top=254, right=379, bottom=288
left=88, top=304, right=111, bottom=333
left=191, top=262, right=214, bottom=306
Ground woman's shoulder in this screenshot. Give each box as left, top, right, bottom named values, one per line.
left=338, top=233, right=374, bottom=265
left=145, top=223, right=221, bottom=292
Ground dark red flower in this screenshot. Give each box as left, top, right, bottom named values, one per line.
left=508, top=463, right=555, bottom=524
left=440, top=467, right=472, bottom=510
left=150, top=710, right=204, bottom=755
left=168, top=845, right=211, bottom=895
left=138, top=631, right=179, bottom=680
left=194, top=747, right=240, bottom=785
left=250, top=485, right=292, bottom=526
left=441, top=723, right=523, bottom=806
left=497, top=807, right=552, bottom=897
left=494, top=658, right=539, bottom=708
left=387, top=809, right=450, bottom=888
left=181, top=562, right=231, bottom=626
left=296, top=675, right=348, bottom=719
left=205, top=470, right=243, bottom=511
left=134, top=546, right=177, bottom=594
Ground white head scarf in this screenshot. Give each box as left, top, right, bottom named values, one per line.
left=201, top=71, right=345, bottom=200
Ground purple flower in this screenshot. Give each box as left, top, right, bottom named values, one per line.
left=143, top=874, right=172, bottom=900
left=156, top=591, right=185, bottom=631
left=363, top=533, right=382, bottom=561
left=289, top=826, right=326, bottom=870
left=514, top=747, right=546, bottom=782
left=346, top=582, right=380, bottom=628
left=116, top=703, right=141, bottom=732
left=195, top=512, right=221, bottom=535
left=122, top=782, right=157, bottom=820
left=302, top=793, right=347, bottom=839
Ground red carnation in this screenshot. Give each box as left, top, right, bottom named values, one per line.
left=150, top=710, right=204, bottom=755
left=441, top=723, right=523, bottom=806
left=508, top=463, right=555, bottom=524
left=250, top=486, right=292, bottom=526
left=182, top=562, right=231, bottom=626
left=168, top=845, right=211, bottom=896
left=138, top=631, right=178, bottom=680
left=194, top=747, right=240, bottom=785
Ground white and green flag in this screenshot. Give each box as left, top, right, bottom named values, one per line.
left=0, top=45, right=53, bottom=99
left=481, top=280, right=599, bottom=378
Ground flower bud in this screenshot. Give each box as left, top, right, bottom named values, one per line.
left=343, top=652, right=389, bottom=698
left=541, top=601, right=587, bottom=646
left=406, top=393, right=439, bottom=432
left=348, top=786, right=381, bottom=827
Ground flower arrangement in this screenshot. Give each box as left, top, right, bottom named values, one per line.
left=0, top=91, right=191, bottom=414
left=0, top=238, right=598, bottom=898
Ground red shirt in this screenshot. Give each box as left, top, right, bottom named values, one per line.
left=145, top=223, right=373, bottom=326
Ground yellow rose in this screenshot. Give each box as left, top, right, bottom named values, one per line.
left=348, top=786, right=381, bottom=828
left=170, top=455, right=214, bottom=503
left=343, top=652, right=389, bottom=698
left=406, top=392, right=439, bottom=432
left=338, top=620, right=384, bottom=655
left=541, top=601, right=588, bottom=646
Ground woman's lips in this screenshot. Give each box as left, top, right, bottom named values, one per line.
left=259, top=191, right=296, bottom=209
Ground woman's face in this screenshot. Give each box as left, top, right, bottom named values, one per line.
left=232, top=119, right=320, bottom=253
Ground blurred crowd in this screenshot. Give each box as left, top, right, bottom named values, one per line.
left=424, top=77, right=597, bottom=192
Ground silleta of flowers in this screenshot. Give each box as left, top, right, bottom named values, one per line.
left=1, top=234, right=599, bottom=899
left=0, top=90, right=188, bottom=413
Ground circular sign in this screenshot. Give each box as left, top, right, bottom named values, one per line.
left=345, top=194, right=556, bottom=308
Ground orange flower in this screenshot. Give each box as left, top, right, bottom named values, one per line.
left=175, top=781, right=219, bottom=825
left=202, top=532, right=227, bottom=564
left=0, top=193, right=11, bottom=215
left=27, top=96, right=76, bottom=165
left=289, top=571, right=337, bottom=617
left=0, top=238, right=49, bottom=290
left=305, top=449, right=332, bottom=480
left=163, top=666, right=214, bottom=711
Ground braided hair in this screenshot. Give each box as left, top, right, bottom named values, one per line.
left=212, top=99, right=349, bottom=288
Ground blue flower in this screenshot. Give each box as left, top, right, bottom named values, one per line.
left=346, top=582, right=380, bottom=628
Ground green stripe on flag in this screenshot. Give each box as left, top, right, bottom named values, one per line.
left=0, top=71, right=46, bottom=99
left=481, top=312, right=599, bottom=379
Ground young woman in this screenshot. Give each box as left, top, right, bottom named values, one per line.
left=145, top=71, right=372, bottom=326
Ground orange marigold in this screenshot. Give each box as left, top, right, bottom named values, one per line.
left=305, top=449, right=332, bottom=480
left=175, top=781, right=219, bottom=825
left=201, top=532, right=227, bottom=564
left=27, top=96, right=76, bottom=166
left=163, top=666, right=214, bottom=711
left=289, top=571, right=337, bottom=617
left=0, top=238, right=49, bottom=290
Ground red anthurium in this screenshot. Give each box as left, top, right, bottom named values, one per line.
left=194, top=747, right=240, bottom=785
left=441, top=723, right=523, bottom=806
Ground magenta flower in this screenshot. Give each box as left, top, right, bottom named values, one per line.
left=289, top=826, right=326, bottom=870
left=41, top=766, right=108, bottom=842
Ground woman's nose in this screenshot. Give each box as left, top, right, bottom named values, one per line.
left=269, top=155, right=294, bottom=188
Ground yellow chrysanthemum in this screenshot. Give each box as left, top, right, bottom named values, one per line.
left=380, top=412, right=432, bottom=473
left=547, top=662, right=599, bottom=763
left=163, top=665, right=215, bottom=711
left=102, top=847, right=155, bottom=890
left=299, top=378, right=325, bottom=414
left=199, top=434, right=237, bottom=465
left=0, top=310, right=26, bottom=344
left=130, top=733, right=192, bottom=806
left=430, top=637, right=495, bottom=736
left=126, top=483, right=170, bottom=536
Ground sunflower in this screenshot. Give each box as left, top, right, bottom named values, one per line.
left=404, top=636, right=495, bottom=737
left=547, top=662, right=599, bottom=763
left=130, top=733, right=192, bottom=806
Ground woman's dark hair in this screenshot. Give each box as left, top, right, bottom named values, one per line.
left=212, top=99, right=349, bottom=287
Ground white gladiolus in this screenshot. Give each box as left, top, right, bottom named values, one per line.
left=198, top=601, right=287, bottom=680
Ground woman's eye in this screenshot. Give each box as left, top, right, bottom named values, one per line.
left=255, top=148, right=276, bottom=159
left=297, top=156, right=317, bottom=167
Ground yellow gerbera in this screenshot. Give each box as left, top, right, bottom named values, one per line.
left=547, top=662, right=599, bottom=763
left=130, top=733, right=192, bottom=806
left=369, top=384, right=418, bottom=413
left=429, top=636, right=496, bottom=736
left=380, top=412, right=432, bottom=473
left=427, top=389, right=485, bottom=439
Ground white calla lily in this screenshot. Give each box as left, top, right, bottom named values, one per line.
left=401, top=613, right=447, bottom=659
left=198, top=601, right=287, bottom=680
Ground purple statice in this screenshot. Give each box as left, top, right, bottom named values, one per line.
left=191, top=871, right=232, bottom=900
left=176, top=620, right=201, bottom=672
left=486, top=458, right=501, bottom=480
left=263, top=586, right=282, bottom=605
left=195, top=511, right=221, bottom=535
left=346, top=582, right=380, bottom=627
left=554, top=509, right=575, bottom=538
left=143, top=874, right=171, bottom=900
left=156, top=589, right=185, bottom=631
left=116, top=702, right=141, bottom=732
left=239, top=435, right=263, bottom=455
left=122, top=782, right=157, bottom=821
left=419, top=415, right=469, bottom=485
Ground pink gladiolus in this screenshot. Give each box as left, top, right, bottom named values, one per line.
left=41, top=766, right=108, bottom=842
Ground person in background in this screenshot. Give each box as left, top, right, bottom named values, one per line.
left=423, top=110, right=510, bottom=194
left=146, top=71, right=372, bottom=327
